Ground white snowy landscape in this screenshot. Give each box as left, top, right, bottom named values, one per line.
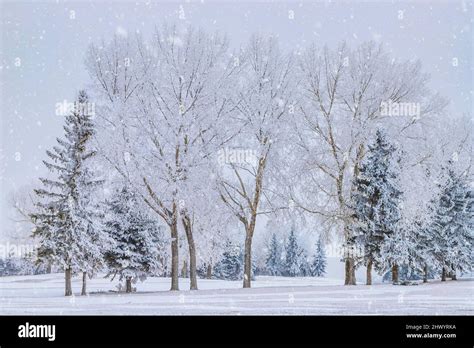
left=1, top=1, right=473, bottom=319
left=1, top=258, right=472, bottom=315
left=1, top=274, right=472, bottom=315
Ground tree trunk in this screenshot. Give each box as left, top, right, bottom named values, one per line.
left=242, top=153, right=266, bottom=289
left=351, top=260, right=356, bottom=284
left=243, top=232, right=253, bottom=288
left=441, top=267, right=447, bottom=281
left=126, top=277, right=132, bottom=293
left=392, top=264, right=399, bottom=284
left=206, top=264, right=212, bottom=279
left=423, top=263, right=428, bottom=283
left=344, top=257, right=356, bottom=285
left=81, top=272, right=87, bottom=296
left=343, top=145, right=364, bottom=286
left=181, top=260, right=188, bottom=278
left=170, top=217, right=179, bottom=291
left=65, top=267, right=72, bottom=296
left=366, top=258, right=372, bottom=285
left=343, top=227, right=356, bottom=286
left=182, top=215, right=198, bottom=290
left=47, top=263, right=52, bottom=274
left=344, top=258, right=350, bottom=285
left=188, top=242, right=197, bottom=290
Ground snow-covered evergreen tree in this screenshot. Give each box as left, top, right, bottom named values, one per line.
left=104, top=185, right=163, bottom=293
left=310, top=236, right=327, bottom=277
left=265, top=233, right=283, bottom=276
left=299, top=251, right=312, bottom=277
left=430, top=165, right=474, bottom=280
left=408, top=217, right=436, bottom=282
left=351, top=129, right=403, bottom=285
left=284, top=229, right=307, bottom=277
left=382, top=222, right=416, bottom=283
left=214, top=241, right=244, bottom=281
left=30, top=90, right=106, bottom=296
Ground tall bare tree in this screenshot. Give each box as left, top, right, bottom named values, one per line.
left=86, top=26, right=236, bottom=290
left=218, top=35, right=295, bottom=288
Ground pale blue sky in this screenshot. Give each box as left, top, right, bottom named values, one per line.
left=0, top=0, right=472, bottom=237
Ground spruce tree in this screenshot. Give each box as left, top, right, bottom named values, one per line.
left=409, top=218, right=436, bottom=283
left=382, top=223, right=415, bottom=283
left=351, top=129, right=403, bottom=285
left=30, top=90, right=106, bottom=296
left=104, top=185, right=161, bottom=293
left=284, top=229, right=306, bottom=277
left=310, top=236, right=327, bottom=277
left=265, top=233, right=282, bottom=276
left=214, top=242, right=244, bottom=281
left=430, top=165, right=474, bottom=280
left=299, top=249, right=312, bottom=277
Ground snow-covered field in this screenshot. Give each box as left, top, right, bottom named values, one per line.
left=1, top=273, right=472, bottom=315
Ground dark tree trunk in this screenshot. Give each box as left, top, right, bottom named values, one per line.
left=441, top=267, right=447, bottom=281
left=206, top=264, right=212, bottom=279
left=366, top=258, right=373, bottom=285
left=343, top=230, right=356, bottom=286
left=451, top=264, right=457, bottom=280
left=182, top=215, right=197, bottom=290
left=344, top=258, right=351, bottom=285
left=81, top=272, right=87, bottom=296
left=47, top=263, right=52, bottom=274
left=423, top=263, right=428, bottom=283
left=181, top=260, right=188, bottom=278
left=344, top=258, right=356, bottom=285
left=241, top=154, right=265, bottom=289
left=392, top=264, right=399, bottom=284
left=243, top=233, right=252, bottom=288
left=188, top=244, right=197, bottom=290
left=126, top=277, right=132, bottom=293
left=351, top=260, right=356, bottom=284
left=344, top=146, right=367, bottom=286
left=170, top=217, right=179, bottom=291
left=65, top=267, right=72, bottom=296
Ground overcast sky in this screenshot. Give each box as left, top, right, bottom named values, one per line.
left=0, top=0, right=472, bottom=239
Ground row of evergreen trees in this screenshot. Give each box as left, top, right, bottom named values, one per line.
left=349, top=129, right=473, bottom=285
left=0, top=253, right=49, bottom=277
left=265, top=231, right=326, bottom=278
left=203, top=231, right=327, bottom=281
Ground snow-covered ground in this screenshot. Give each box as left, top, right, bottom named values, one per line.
left=1, top=273, right=472, bottom=315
